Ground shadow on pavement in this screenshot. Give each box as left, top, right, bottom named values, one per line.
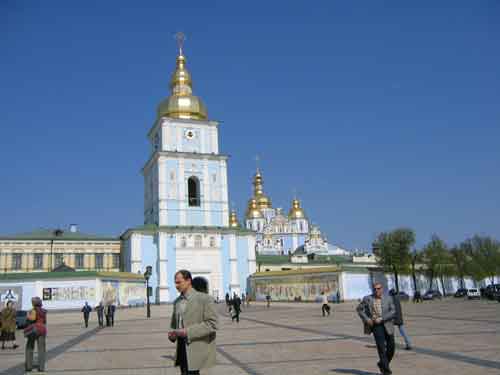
left=332, top=369, right=379, bottom=375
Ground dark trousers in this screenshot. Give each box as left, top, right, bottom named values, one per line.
left=232, top=309, right=240, bottom=322
left=83, top=313, right=90, bottom=328
left=372, top=324, right=395, bottom=373
left=97, top=313, right=104, bottom=327
left=322, top=304, right=330, bottom=316
left=177, top=338, right=200, bottom=375
left=25, top=335, right=46, bottom=371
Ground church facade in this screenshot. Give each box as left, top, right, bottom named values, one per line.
left=121, top=43, right=256, bottom=303
left=244, top=171, right=349, bottom=256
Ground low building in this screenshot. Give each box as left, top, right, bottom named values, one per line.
left=0, top=226, right=121, bottom=273
left=0, top=270, right=145, bottom=310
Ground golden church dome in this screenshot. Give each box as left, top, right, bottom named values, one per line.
left=229, top=210, right=240, bottom=228
left=288, top=198, right=307, bottom=220
left=157, top=42, right=208, bottom=120
left=246, top=198, right=263, bottom=219
left=253, top=170, right=272, bottom=209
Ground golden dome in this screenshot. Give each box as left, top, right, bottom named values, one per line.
left=157, top=50, right=208, bottom=120
left=246, top=198, right=263, bottom=219
left=229, top=210, right=240, bottom=228
left=253, top=170, right=272, bottom=209
left=288, top=198, right=307, bottom=220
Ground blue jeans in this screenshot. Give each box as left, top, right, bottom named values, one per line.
left=397, top=324, right=412, bottom=347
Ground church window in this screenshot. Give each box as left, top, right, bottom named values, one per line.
left=188, top=176, right=200, bottom=206
left=54, top=253, right=64, bottom=267
left=299, top=222, right=304, bottom=232
left=181, top=237, right=187, bottom=247
left=95, top=254, right=104, bottom=270
left=209, top=236, right=216, bottom=247
left=194, top=235, right=202, bottom=247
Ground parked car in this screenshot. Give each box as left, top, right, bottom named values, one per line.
left=423, top=290, right=442, bottom=300
left=15, top=310, right=28, bottom=329
left=467, top=288, right=481, bottom=300
left=396, top=291, right=410, bottom=301
left=454, top=288, right=467, bottom=298
left=484, top=284, right=500, bottom=300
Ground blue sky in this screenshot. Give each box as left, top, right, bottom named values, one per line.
left=1, top=1, right=499, bottom=250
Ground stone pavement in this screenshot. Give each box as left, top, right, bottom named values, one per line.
left=1, top=298, right=499, bottom=375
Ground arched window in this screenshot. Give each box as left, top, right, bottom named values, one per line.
left=181, top=236, right=187, bottom=248
left=194, top=235, right=202, bottom=248
left=209, top=236, right=216, bottom=247
left=188, top=176, right=200, bottom=206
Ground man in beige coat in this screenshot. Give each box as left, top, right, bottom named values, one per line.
left=169, top=270, right=218, bottom=375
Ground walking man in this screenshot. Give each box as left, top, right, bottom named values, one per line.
left=81, top=302, right=92, bottom=328
left=321, top=292, right=330, bottom=317
left=169, top=270, right=218, bottom=375
left=356, top=283, right=396, bottom=375
left=231, top=293, right=241, bottom=323
left=389, top=289, right=412, bottom=350
left=95, top=301, right=104, bottom=328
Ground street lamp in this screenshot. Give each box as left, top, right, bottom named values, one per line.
left=144, top=265, right=152, bottom=318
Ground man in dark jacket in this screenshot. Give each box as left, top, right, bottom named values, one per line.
left=389, top=289, right=412, bottom=350
left=231, top=293, right=241, bottom=323
left=81, top=302, right=92, bottom=328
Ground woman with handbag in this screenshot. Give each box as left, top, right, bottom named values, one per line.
left=24, top=297, right=47, bottom=372
left=1, top=301, right=19, bottom=349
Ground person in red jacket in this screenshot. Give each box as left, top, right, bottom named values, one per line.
left=25, top=297, right=47, bottom=372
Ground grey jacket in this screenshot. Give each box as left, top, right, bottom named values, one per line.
left=356, top=294, right=396, bottom=335
left=170, top=289, right=218, bottom=370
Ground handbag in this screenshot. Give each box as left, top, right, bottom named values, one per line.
left=23, top=324, right=39, bottom=339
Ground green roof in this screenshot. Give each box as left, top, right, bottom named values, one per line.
left=121, top=224, right=255, bottom=239
left=0, top=271, right=143, bottom=281
left=0, top=229, right=119, bottom=241
left=256, top=254, right=352, bottom=265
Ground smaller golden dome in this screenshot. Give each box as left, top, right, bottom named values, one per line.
left=288, top=198, right=306, bottom=220
left=229, top=210, right=240, bottom=228
left=246, top=198, right=263, bottom=219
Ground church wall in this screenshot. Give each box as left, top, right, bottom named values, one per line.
left=122, top=238, right=132, bottom=272
left=186, top=208, right=204, bottom=225
left=167, top=201, right=181, bottom=226
left=283, top=236, right=294, bottom=254
left=237, top=236, right=249, bottom=294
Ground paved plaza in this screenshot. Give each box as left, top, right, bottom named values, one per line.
left=1, top=299, right=499, bottom=375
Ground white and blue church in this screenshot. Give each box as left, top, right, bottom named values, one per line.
left=121, top=42, right=256, bottom=303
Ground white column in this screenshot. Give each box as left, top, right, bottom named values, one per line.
left=292, top=235, right=298, bottom=252
left=157, top=232, right=169, bottom=303
left=200, top=127, right=206, bottom=153
left=212, top=127, right=219, bottom=153
left=220, top=160, right=229, bottom=226
left=131, top=233, right=142, bottom=274
left=247, top=235, right=256, bottom=275
left=203, top=161, right=211, bottom=225
left=229, top=234, right=240, bottom=294
left=179, top=159, right=186, bottom=225
left=176, top=125, right=183, bottom=152
left=158, top=158, right=168, bottom=225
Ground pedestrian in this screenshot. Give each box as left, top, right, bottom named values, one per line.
left=95, top=301, right=104, bottom=327
left=168, top=270, right=218, bottom=375
left=321, top=292, right=330, bottom=317
left=81, top=301, right=92, bottom=328
left=225, top=292, right=231, bottom=312
left=413, top=290, right=422, bottom=303
left=192, top=277, right=209, bottom=294
left=1, top=301, right=19, bottom=349
left=266, top=293, right=271, bottom=308
left=356, top=283, right=396, bottom=375
left=24, top=297, right=47, bottom=373
left=231, top=293, right=241, bottom=323
left=389, top=289, right=413, bottom=350
left=106, top=303, right=116, bottom=327
left=336, top=290, right=341, bottom=304
left=241, top=293, right=245, bottom=309
left=246, top=293, right=251, bottom=307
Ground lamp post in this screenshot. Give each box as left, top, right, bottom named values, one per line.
left=144, top=265, right=152, bottom=318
